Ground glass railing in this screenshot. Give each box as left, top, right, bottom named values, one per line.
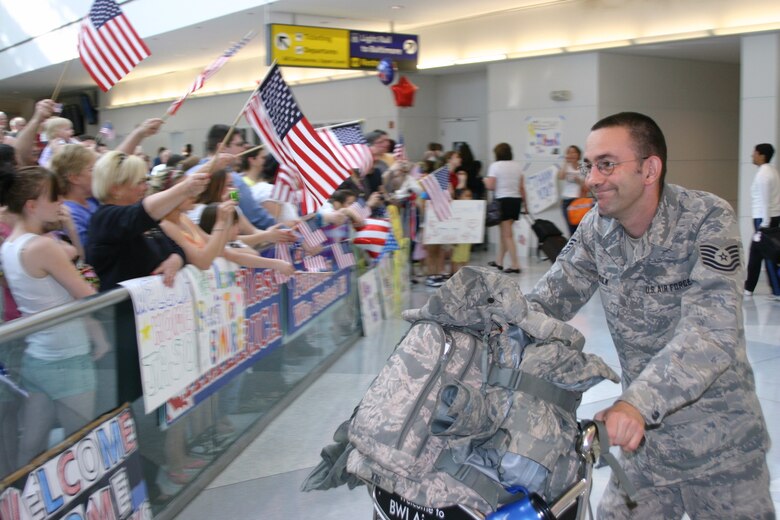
left=0, top=266, right=362, bottom=518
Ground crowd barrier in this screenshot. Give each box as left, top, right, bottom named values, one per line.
left=0, top=200, right=446, bottom=519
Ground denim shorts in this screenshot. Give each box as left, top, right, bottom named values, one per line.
left=21, top=354, right=97, bottom=400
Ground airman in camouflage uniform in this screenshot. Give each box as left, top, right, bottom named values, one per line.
left=527, top=112, right=773, bottom=519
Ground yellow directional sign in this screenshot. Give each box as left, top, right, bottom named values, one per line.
left=269, top=24, right=350, bottom=69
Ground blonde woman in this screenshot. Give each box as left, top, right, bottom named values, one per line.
left=50, top=143, right=99, bottom=250
left=86, top=150, right=210, bottom=290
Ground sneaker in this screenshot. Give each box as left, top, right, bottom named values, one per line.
left=770, top=295, right=780, bottom=302
left=743, top=290, right=753, bottom=297
left=425, top=276, right=443, bottom=288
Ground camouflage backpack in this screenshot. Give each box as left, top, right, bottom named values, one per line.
left=344, top=266, right=618, bottom=513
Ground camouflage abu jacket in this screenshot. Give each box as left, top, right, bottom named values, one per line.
left=526, top=183, right=769, bottom=487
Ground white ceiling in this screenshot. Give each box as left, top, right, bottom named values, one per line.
left=0, top=0, right=742, bottom=100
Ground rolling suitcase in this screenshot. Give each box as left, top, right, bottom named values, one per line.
left=525, top=215, right=568, bottom=263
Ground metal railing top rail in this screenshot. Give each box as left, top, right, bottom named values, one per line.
left=0, top=287, right=130, bottom=343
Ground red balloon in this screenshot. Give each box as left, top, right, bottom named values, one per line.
left=391, top=75, right=418, bottom=107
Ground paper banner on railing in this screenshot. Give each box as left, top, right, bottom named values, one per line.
left=0, top=405, right=151, bottom=519
left=287, top=267, right=351, bottom=335
left=358, top=268, right=383, bottom=337
left=119, top=273, right=199, bottom=414
left=179, top=259, right=246, bottom=375
left=377, top=254, right=395, bottom=319
left=394, top=237, right=412, bottom=311
left=164, top=265, right=283, bottom=426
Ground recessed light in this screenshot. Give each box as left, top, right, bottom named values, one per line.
left=391, top=5, right=404, bottom=9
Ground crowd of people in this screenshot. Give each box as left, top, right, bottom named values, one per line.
left=0, top=98, right=500, bottom=480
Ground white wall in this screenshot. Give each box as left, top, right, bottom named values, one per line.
left=433, top=71, right=488, bottom=163
left=395, top=75, right=439, bottom=162
left=100, top=75, right=400, bottom=157
left=487, top=53, right=600, bottom=232
left=598, top=53, right=741, bottom=208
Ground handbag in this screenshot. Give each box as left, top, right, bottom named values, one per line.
left=486, top=199, right=502, bottom=227
left=758, top=227, right=780, bottom=264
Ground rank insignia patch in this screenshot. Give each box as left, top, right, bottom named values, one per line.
left=699, top=243, right=740, bottom=273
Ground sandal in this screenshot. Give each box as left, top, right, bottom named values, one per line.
left=487, top=261, right=503, bottom=270
left=504, top=268, right=521, bottom=274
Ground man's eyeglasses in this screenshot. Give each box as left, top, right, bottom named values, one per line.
left=579, top=157, right=648, bottom=177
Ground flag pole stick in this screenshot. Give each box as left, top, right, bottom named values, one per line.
left=160, top=30, right=258, bottom=121
left=51, top=61, right=71, bottom=102
left=236, top=144, right=264, bottom=157
left=218, top=80, right=263, bottom=150
left=318, top=119, right=365, bottom=131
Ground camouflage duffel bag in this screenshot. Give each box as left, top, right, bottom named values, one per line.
left=346, top=319, right=514, bottom=512
left=345, top=267, right=618, bottom=513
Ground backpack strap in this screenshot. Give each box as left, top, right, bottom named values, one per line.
left=434, top=449, right=516, bottom=509
left=592, top=420, right=638, bottom=504
left=486, top=366, right=580, bottom=414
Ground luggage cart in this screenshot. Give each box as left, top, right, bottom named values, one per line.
left=369, top=421, right=601, bottom=520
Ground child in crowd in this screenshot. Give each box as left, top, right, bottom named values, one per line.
left=38, top=117, right=76, bottom=168
left=450, top=188, right=473, bottom=274
left=199, top=203, right=295, bottom=276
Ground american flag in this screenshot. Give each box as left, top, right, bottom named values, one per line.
left=244, top=63, right=351, bottom=214
left=380, top=229, right=400, bottom=260
left=332, top=241, right=355, bottom=270
left=344, top=200, right=371, bottom=222
left=431, top=165, right=452, bottom=191
left=274, top=242, right=293, bottom=284
left=296, top=220, right=327, bottom=249
left=420, top=167, right=452, bottom=221
left=167, top=31, right=256, bottom=116
left=303, top=255, right=329, bottom=273
left=270, top=164, right=300, bottom=204
left=317, top=122, right=373, bottom=177
left=393, top=135, right=407, bottom=161
left=77, top=0, right=150, bottom=92
left=97, top=121, right=115, bottom=141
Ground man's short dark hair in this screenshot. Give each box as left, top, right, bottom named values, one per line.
left=591, top=112, right=668, bottom=187
left=166, top=154, right=184, bottom=168
left=365, top=130, right=388, bottom=146
left=206, top=125, right=246, bottom=153
left=206, top=125, right=230, bottom=153
left=756, top=143, right=775, bottom=163
left=330, top=188, right=358, bottom=205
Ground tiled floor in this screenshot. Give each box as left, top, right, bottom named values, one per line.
left=179, top=252, right=780, bottom=519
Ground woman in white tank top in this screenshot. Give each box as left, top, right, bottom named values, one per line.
left=0, top=165, right=109, bottom=467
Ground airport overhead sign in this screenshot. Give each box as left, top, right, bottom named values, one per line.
left=268, top=24, right=418, bottom=71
